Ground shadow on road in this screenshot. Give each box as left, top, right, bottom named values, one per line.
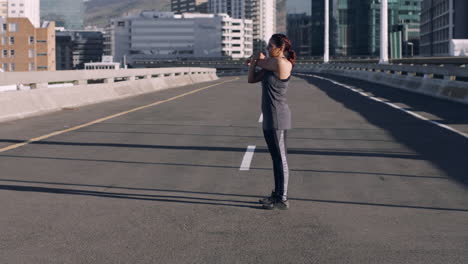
left=0, top=139, right=422, bottom=160
left=297, top=74, right=468, bottom=186
left=1, top=180, right=468, bottom=212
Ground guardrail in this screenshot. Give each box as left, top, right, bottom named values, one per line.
left=294, top=63, right=468, bottom=105
left=294, top=63, right=468, bottom=82
left=0, top=67, right=218, bottom=123
left=0, top=67, right=217, bottom=90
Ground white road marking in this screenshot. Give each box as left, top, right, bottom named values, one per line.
left=240, top=145, right=256, bottom=171
left=258, top=113, right=263, bottom=123
left=301, top=73, right=468, bottom=139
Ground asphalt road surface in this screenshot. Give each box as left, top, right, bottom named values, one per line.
left=1, top=74, right=468, bottom=263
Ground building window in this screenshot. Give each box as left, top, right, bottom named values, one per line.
left=36, top=40, right=47, bottom=43
left=10, top=63, right=14, bottom=71
left=1, top=36, right=6, bottom=45
left=10, top=50, right=14, bottom=58
left=2, top=63, right=8, bottom=71
left=29, top=36, right=34, bottom=44
left=2, top=24, right=7, bottom=31
left=2, top=50, right=7, bottom=58
left=9, top=23, right=17, bottom=32
left=37, top=66, right=47, bottom=70
left=29, top=49, right=34, bottom=58
left=29, top=62, right=35, bottom=71
left=37, top=53, right=47, bottom=56
left=9, top=36, right=14, bottom=45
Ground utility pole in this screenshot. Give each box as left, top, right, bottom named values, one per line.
left=324, top=0, right=330, bottom=63
left=379, top=0, right=389, bottom=64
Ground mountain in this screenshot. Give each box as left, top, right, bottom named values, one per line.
left=84, top=0, right=171, bottom=27
left=84, top=0, right=287, bottom=33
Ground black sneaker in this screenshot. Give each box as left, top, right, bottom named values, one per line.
left=259, top=191, right=277, bottom=205
left=261, top=197, right=290, bottom=210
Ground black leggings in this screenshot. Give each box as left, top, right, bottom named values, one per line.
left=263, top=130, right=289, bottom=201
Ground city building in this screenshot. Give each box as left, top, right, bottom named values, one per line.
left=287, top=0, right=312, bottom=57
left=55, top=30, right=104, bottom=70
left=0, top=17, right=55, bottom=71
left=108, top=11, right=253, bottom=67
left=1, top=0, right=40, bottom=27
left=171, top=0, right=209, bottom=13
left=0, top=0, right=8, bottom=17
left=84, top=56, right=120, bottom=70
left=308, top=0, right=422, bottom=57
left=40, top=0, right=84, bottom=30
left=250, top=0, right=275, bottom=51
left=208, top=0, right=275, bottom=52
left=420, top=0, right=468, bottom=56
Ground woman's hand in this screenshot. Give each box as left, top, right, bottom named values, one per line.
left=245, top=52, right=266, bottom=66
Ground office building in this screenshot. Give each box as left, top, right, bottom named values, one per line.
left=420, top=0, right=468, bottom=56
left=0, top=17, right=55, bottom=71
left=1, top=0, right=40, bottom=27
left=172, top=0, right=209, bottom=13
left=209, top=0, right=275, bottom=52
left=287, top=0, right=312, bottom=57
left=307, top=0, right=422, bottom=57
left=40, top=0, right=84, bottom=30
left=109, top=11, right=253, bottom=66
left=55, top=30, right=104, bottom=70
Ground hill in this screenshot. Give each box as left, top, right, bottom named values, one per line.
left=84, top=0, right=171, bottom=27
left=84, top=0, right=286, bottom=33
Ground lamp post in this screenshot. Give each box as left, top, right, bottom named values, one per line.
left=324, top=0, right=330, bottom=63
left=379, top=0, right=389, bottom=64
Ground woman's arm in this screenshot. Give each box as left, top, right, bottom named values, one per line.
left=256, top=58, right=279, bottom=72
left=247, top=57, right=266, bottom=83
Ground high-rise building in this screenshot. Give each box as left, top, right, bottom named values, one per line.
left=420, top=0, right=468, bottom=56
left=287, top=0, right=312, bottom=57
left=251, top=0, right=276, bottom=51
left=40, top=0, right=84, bottom=30
left=0, top=17, right=55, bottom=71
left=2, top=0, right=40, bottom=27
left=0, top=0, right=8, bottom=17
left=308, top=0, right=422, bottom=57
left=209, top=0, right=275, bottom=52
left=55, top=30, right=104, bottom=70
left=172, top=0, right=209, bottom=13
left=109, top=11, right=253, bottom=66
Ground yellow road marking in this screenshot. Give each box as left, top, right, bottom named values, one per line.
left=0, top=77, right=239, bottom=153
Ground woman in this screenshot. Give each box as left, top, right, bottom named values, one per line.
left=247, top=34, right=296, bottom=210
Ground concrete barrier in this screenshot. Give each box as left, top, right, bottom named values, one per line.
left=296, top=63, right=468, bottom=105
left=0, top=67, right=218, bottom=123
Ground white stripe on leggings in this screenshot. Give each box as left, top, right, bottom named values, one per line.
left=279, top=131, right=289, bottom=200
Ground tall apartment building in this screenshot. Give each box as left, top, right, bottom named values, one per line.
left=40, top=0, right=84, bottom=30
left=171, top=0, right=209, bottom=13
left=109, top=11, right=253, bottom=66
left=1, top=0, right=39, bottom=27
left=0, top=17, right=55, bottom=71
left=420, top=0, right=468, bottom=56
left=56, top=30, right=104, bottom=70
left=0, top=0, right=7, bottom=17
left=209, top=0, right=275, bottom=52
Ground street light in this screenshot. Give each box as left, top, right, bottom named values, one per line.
left=379, top=0, right=389, bottom=64
left=324, top=0, right=329, bottom=63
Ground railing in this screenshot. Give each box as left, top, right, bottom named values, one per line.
left=294, top=63, right=468, bottom=82
left=0, top=68, right=217, bottom=90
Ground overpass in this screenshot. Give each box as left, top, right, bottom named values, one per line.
left=0, top=67, right=468, bottom=263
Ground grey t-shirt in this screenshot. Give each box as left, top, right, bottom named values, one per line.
left=261, top=70, right=291, bottom=130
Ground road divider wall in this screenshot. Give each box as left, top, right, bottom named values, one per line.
left=295, top=63, right=468, bottom=105
left=0, top=68, right=218, bottom=123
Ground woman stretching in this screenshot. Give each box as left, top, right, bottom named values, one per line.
left=247, top=34, right=296, bottom=210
